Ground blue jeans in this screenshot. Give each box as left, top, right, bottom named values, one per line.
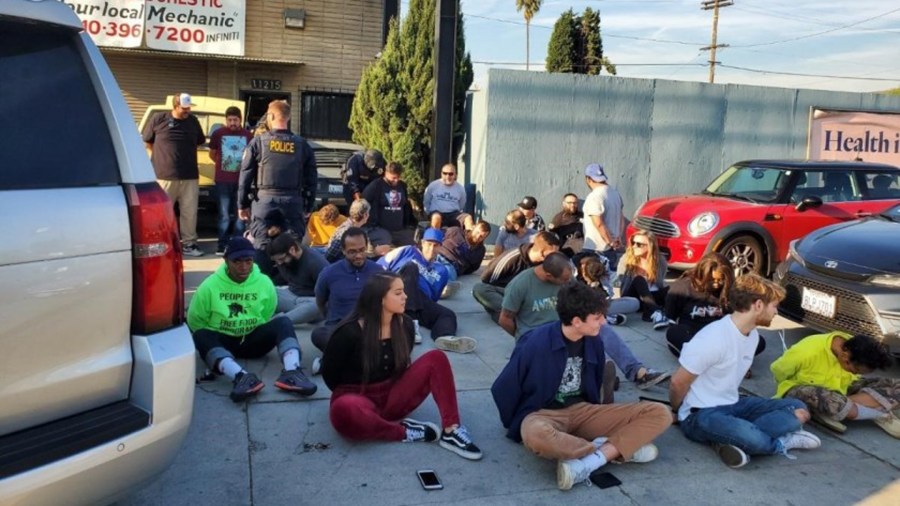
left=680, top=396, right=806, bottom=455
left=600, top=325, right=642, bottom=381
left=216, top=182, right=245, bottom=248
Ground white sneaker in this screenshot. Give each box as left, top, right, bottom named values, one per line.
left=311, top=356, right=322, bottom=376
left=434, top=335, right=477, bottom=354
left=413, top=320, right=423, bottom=345
left=651, top=310, right=669, bottom=330
left=779, top=430, right=821, bottom=452
left=874, top=413, right=900, bottom=439
left=182, top=244, right=204, bottom=257
left=626, top=443, right=659, bottom=463
left=557, top=458, right=592, bottom=490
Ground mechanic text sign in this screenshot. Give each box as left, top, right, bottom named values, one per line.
left=62, top=0, right=246, bottom=56
left=809, top=108, right=900, bottom=166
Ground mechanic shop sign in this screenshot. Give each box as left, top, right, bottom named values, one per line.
left=60, top=0, right=246, bottom=56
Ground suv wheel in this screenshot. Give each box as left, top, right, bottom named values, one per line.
left=720, top=235, right=764, bottom=276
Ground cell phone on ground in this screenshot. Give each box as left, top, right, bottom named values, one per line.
left=589, top=470, right=622, bottom=489
left=417, top=469, right=443, bottom=490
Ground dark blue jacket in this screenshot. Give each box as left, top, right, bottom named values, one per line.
left=491, top=321, right=607, bottom=442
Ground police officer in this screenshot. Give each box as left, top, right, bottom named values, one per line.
left=238, top=100, right=317, bottom=252
left=342, top=148, right=386, bottom=205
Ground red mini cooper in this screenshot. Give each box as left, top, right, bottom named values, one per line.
left=627, top=160, right=900, bottom=276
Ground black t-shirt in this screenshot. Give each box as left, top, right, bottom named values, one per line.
left=547, top=337, right=587, bottom=409
left=664, top=277, right=729, bottom=335
left=276, top=246, right=328, bottom=297
left=141, top=111, right=205, bottom=180
left=548, top=210, right=584, bottom=241
left=362, top=178, right=412, bottom=232
left=436, top=226, right=486, bottom=275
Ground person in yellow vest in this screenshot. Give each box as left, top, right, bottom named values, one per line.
left=306, top=203, right=347, bottom=251
left=771, top=332, right=900, bottom=438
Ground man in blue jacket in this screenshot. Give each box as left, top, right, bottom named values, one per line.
left=379, top=228, right=476, bottom=354
left=491, top=282, right=671, bottom=490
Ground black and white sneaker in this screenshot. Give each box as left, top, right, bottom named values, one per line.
left=401, top=418, right=439, bottom=443
left=650, top=310, right=669, bottom=330
left=606, top=313, right=627, bottom=326
left=439, top=425, right=483, bottom=460
left=715, top=443, right=750, bottom=469
left=635, top=369, right=671, bottom=390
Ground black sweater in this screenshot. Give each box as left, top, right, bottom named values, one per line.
left=664, top=277, right=729, bottom=335
left=322, top=317, right=415, bottom=391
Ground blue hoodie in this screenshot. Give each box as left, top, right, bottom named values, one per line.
left=378, top=245, right=450, bottom=301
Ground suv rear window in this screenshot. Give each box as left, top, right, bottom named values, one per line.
left=0, top=21, right=119, bottom=189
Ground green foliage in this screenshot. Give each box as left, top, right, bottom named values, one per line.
left=515, top=0, right=543, bottom=23
left=349, top=0, right=474, bottom=200
left=884, top=87, right=900, bottom=95
left=546, top=9, right=576, bottom=73
left=546, top=7, right=616, bottom=76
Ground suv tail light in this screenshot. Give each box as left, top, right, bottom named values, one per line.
left=125, top=183, right=185, bottom=334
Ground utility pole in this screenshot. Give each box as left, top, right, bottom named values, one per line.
left=700, top=0, right=732, bottom=83
left=432, top=0, right=458, bottom=179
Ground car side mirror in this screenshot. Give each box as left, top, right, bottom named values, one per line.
left=795, top=195, right=822, bottom=212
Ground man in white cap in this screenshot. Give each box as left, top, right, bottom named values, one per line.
left=582, top=163, right=625, bottom=268
left=142, top=93, right=207, bottom=257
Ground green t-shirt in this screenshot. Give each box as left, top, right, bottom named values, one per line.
left=502, top=267, right=561, bottom=338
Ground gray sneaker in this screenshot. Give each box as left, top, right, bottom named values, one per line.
left=778, top=430, right=821, bottom=452
left=635, top=369, right=671, bottom=390
left=182, top=243, right=204, bottom=257
left=434, top=335, right=477, bottom=354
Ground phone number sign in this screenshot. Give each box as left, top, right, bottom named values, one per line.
left=62, top=0, right=246, bottom=56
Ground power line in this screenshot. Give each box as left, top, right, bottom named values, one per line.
left=728, top=6, right=900, bottom=48
left=717, top=64, right=900, bottom=82
left=471, top=61, right=706, bottom=67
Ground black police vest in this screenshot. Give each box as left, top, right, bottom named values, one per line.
left=257, top=131, right=305, bottom=191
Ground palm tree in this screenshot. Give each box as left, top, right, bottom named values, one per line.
left=515, top=0, right=543, bottom=70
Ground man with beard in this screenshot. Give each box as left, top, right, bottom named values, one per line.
left=267, top=233, right=329, bottom=325
left=669, top=274, right=821, bottom=469
left=547, top=193, right=584, bottom=253
left=435, top=221, right=491, bottom=278
left=311, top=228, right=384, bottom=354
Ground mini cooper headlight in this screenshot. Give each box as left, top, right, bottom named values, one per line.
left=687, top=212, right=718, bottom=237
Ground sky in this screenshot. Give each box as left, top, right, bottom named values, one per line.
left=401, top=0, right=900, bottom=93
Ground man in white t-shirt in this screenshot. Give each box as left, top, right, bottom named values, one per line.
left=669, top=274, right=822, bottom=469
left=582, top=163, right=624, bottom=267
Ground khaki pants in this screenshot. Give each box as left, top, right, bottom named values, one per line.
left=521, top=401, right=671, bottom=461
left=158, top=179, right=199, bottom=245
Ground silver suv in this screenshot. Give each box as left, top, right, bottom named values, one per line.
left=0, top=1, right=195, bottom=504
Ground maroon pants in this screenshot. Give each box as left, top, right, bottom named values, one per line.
left=329, top=350, right=461, bottom=441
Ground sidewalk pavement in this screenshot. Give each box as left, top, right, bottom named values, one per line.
left=120, top=246, right=899, bottom=506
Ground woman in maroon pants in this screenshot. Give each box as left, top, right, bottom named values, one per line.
left=322, top=271, right=483, bottom=460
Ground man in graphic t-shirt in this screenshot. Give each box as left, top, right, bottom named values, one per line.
left=491, top=282, right=670, bottom=490
left=499, top=252, right=573, bottom=338
left=209, top=106, right=253, bottom=254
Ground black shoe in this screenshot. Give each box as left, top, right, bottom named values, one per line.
left=715, top=444, right=750, bottom=469
left=401, top=418, right=439, bottom=443
left=274, top=368, right=317, bottom=396
left=439, top=426, right=483, bottom=460
left=230, top=372, right=264, bottom=402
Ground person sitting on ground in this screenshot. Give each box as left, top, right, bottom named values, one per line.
left=324, top=198, right=391, bottom=263
left=499, top=252, right=573, bottom=339
left=664, top=253, right=767, bottom=360
left=266, top=233, right=328, bottom=325
left=518, top=195, right=546, bottom=231
left=493, top=209, right=537, bottom=257
left=434, top=220, right=491, bottom=279
left=305, top=203, right=346, bottom=251
left=771, top=332, right=900, bottom=438
left=491, top=282, right=671, bottom=491
left=424, top=163, right=469, bottom=230
left=548, top=193, right=584, bottom=254
left=362, top=161, right=417, bottom=248
left=378, top=228, right=477, bottom=354
left=322, top=271, right=483, bottom=460
left=502, top=253, right=669, bottom=391
left=669, top=274, right=821, bottom=469
left=616, top=230, right=670, bottom=330
left=473, top=231, right=561, bottom=322
left=576, top=253, right=637, bottom=326
left=187, top=237, right=317, bottom=402
left=311, top=228, right=384, bottom=355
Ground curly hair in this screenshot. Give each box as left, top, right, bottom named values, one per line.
left=844, top=335, right=893, bottom=371
left=557, top=282, right=609, bottom=325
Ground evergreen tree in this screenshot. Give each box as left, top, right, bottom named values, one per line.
left=546, top=9, right=576, bottom=73
left=349, top=0, right=473, bottom=199
left=546, top=7, right=616, bottom=76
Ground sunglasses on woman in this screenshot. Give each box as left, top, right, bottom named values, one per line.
left=631, top=241, right=649, bottom=248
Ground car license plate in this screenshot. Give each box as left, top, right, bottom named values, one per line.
left=801, top=287, right=836, bottom=318
left=328, top=184, right=342, bottom=195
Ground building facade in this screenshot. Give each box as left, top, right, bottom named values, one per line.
left=67, top=0, right=393, bottom=139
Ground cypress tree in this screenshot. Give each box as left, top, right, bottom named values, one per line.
left=546, top=7, right=615, bottom=75
left=546, top=9, right=576, bottom=73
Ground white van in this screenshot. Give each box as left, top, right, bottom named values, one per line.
left=0, top=1, right=195, bottom=504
